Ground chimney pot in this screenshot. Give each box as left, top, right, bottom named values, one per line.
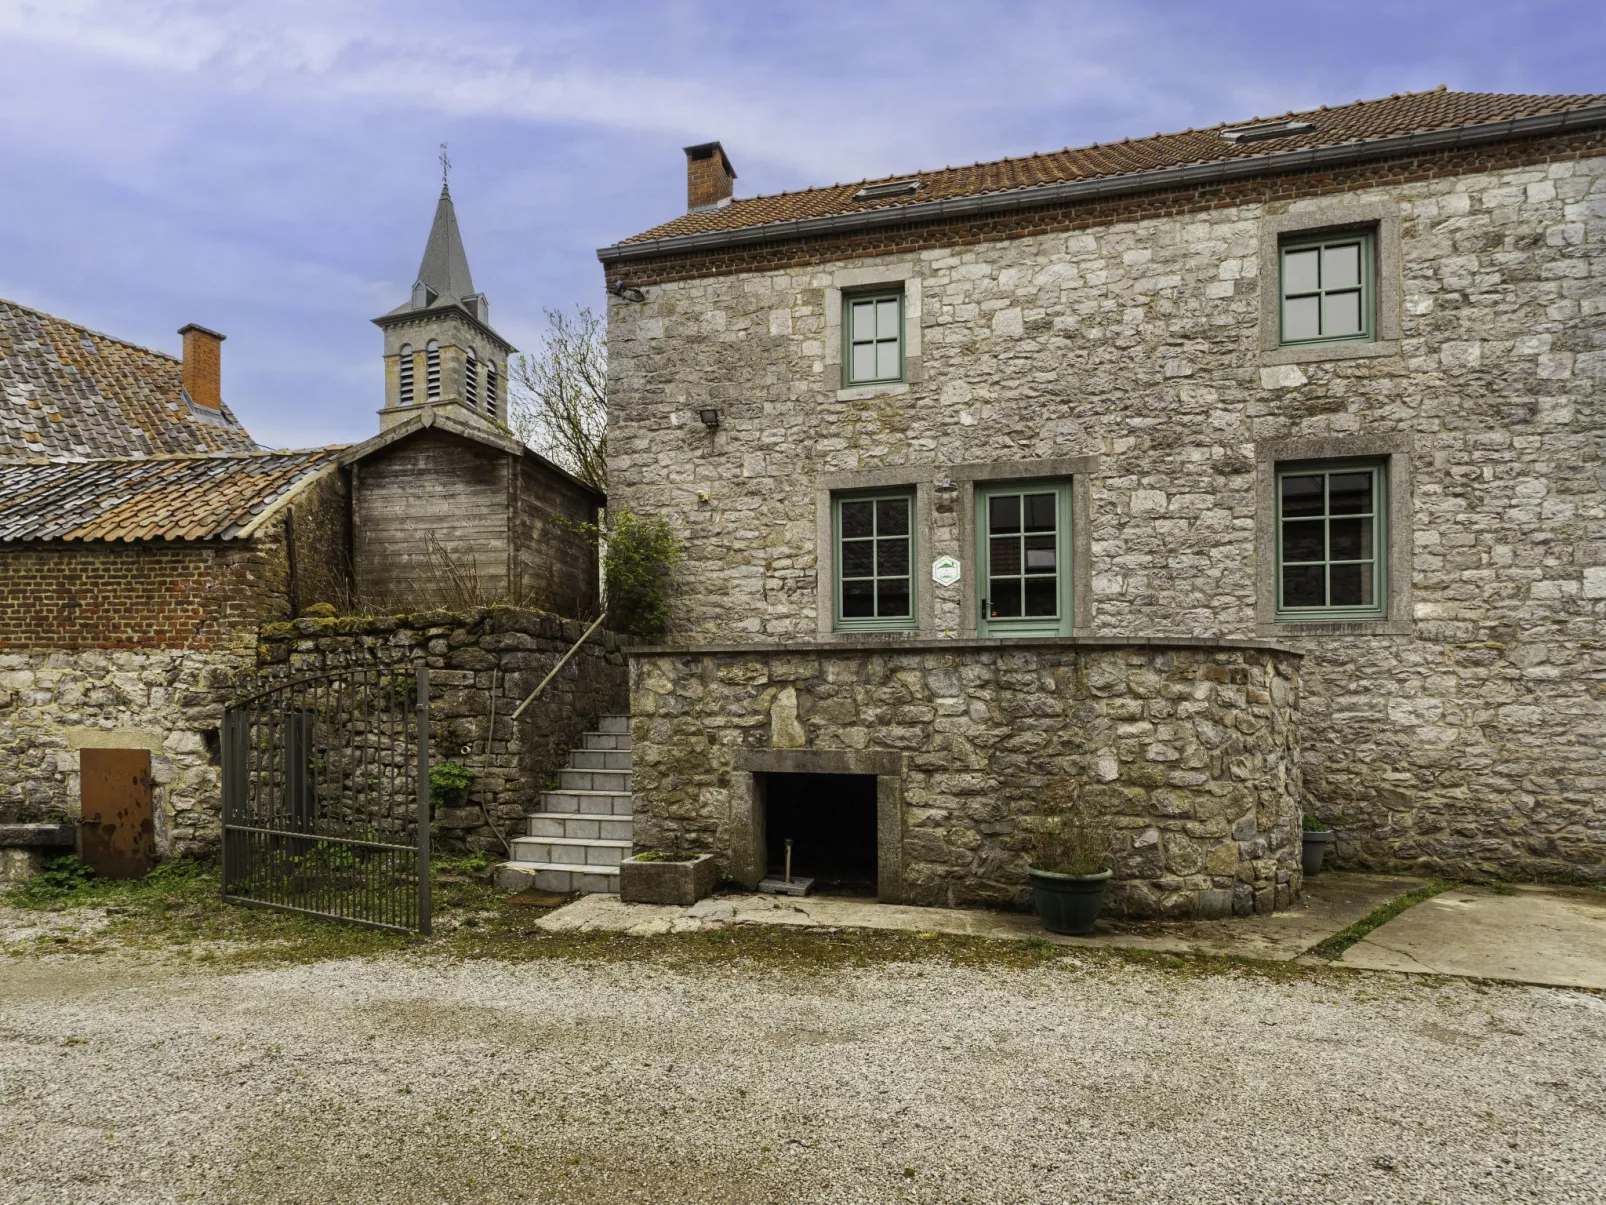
left=683, top=141, right=736, bottom=211
left=177, top=323, right=226, bottom=411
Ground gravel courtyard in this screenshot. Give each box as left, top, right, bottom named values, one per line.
left=3, top=917, right=1605, bottom=1205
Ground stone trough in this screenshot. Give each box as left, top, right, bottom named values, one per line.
left=0, top=823, right=77, bottom=885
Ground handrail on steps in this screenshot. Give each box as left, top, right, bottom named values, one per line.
left=509, top=611, right=608, bottom=720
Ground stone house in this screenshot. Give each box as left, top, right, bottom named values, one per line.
left=600, top=89, right=1606, bottom=917
left=0, top=184, right=603, bottom=863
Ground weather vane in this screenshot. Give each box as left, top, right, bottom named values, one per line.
left=439, top=142, right=451, bottom=192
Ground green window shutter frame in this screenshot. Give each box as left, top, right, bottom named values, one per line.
left=842, top=291, right=904, bottom=387
left=1274, top=461, right=1388, bottom=622
left=833, top=489, right=917, bottom=632
left=975, top=479, right=1074, bottom=638
left=1279, top=229, right=1376, bottom=347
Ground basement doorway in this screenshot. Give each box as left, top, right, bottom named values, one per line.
left=762, top=772, right=878, bottom=896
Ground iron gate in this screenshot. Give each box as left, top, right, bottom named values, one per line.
left=221, top=657, right=432, bottom=934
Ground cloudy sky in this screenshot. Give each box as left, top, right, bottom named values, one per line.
left=0, top=0, right=1600, bottom=448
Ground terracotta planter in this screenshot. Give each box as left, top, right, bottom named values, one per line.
left=1301, top=831, right=1333, bottom=876
left=1027, top=868, right=1111, bottom=935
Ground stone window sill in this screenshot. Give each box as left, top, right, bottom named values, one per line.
left=1257, top=619, right=1413, bottom=638
left=1260, top=340, right=1400, bottom=367
left=836, top=382, right=910, bottom=402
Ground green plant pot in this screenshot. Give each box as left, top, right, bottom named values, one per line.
left=1027, top=868, right=1112, bottom=936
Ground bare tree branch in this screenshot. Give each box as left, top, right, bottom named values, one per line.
left=506, top=306, right=608, bottom=493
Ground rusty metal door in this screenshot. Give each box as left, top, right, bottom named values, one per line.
left=80, top=748, right=155, bottom=879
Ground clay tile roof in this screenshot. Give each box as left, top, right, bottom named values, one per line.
left=0, top=298, right=258, bottom=460
left=0, top=449, right=345, bottom=543
left=608, top=89, right=1606, bottom=250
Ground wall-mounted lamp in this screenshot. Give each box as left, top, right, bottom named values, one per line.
left=934, top=473, right=958, bottom=513
left=697, top=407, right=721, bottom=429
left=610, top=279, right=647, bottom=302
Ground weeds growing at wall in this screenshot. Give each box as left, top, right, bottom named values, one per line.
left=598, top=510, right=683, bottom=642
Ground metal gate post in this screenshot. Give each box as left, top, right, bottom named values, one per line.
left=415, top=659, right=432, bottom=936
left=220, top=707, right=249, bottom=892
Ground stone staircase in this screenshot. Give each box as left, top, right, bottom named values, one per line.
left=495, top=715, right=632, bottom=894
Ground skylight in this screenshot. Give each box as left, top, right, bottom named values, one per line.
left=1218, top=120, right=1317, bottom=144
left=853, top=179, right=924, bottom=201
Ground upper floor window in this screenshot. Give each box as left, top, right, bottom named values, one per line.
left=1279, top=230, right=1374, bottom=347
left=485, top=362, right=498, bottom=418
left=834, top=490, right=915, bottom=631
left=465, top=347, right=479, bottom=409
left=425, top=340, right=441, bottom=400
left=397, top=344, right=414, bottom=405
left=1276, top=462, right=1387, bottom=621
left=844, top=292, right=903, bottom=386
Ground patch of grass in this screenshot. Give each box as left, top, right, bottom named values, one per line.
left=1308, top=878, right=1457, bottom=961
left=4, top=854, right=209, bottom=908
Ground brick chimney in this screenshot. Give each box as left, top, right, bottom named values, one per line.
left=177, top=323, right=225, bottom=411
left=684, top=141, right=736, bottom=211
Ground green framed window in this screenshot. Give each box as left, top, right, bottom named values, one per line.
left=976, top=480, right=1073, bottom=637
left=1279, top=230, right=1374, bottom=346
left=843, top=292, right=903, bottom=386
left=834, top=491, right=915, bottom=630
left=1275, top=463, right=1387, bottom=621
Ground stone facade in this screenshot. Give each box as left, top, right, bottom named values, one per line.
left=260, top=608, right=629, bottom=853
left=607, top=138, right=1606, bottom=884
left=631, top=640, right=1302, bottom=916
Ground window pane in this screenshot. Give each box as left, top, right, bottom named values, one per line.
left=841, top=540, right=874, bottom=578
left=1282, top=564, right=1325, bottom=608
left=1328, top=473, right=1372, bottom=515
left=1323, top=242, right=1362, bottom=290
left=1328, top=518, right=1373, bottom=561
left=877, top=578, right=910, bottom=618
left=988, top=494, right=1020, bottom=535
left=1024, top=577, right=1057, bottom=617
left=1283, top=294, right=1320, bottom=341
left=990, top=579, right=1021, bottom=617
left=875, top=498, right=909, bottom=536
left=876, top=538, right=909, bottom=576
left=876, top=341, right=899, bottom=380
left=1329, top=563, right=1372, bottom=607
left=1323, top=290, right=1363, bottom=336
left=1024, top=535, right=1056, bottom=574
left=876, top=298, right=900, bottom=340
left=842, top=579, right=874, bottom=617
left=841, top=500, right=873, bottom=538
left=1281, top=520, right=1325, bottom=563
left=990, top=536, right=1022, bottom=576
left=851, top=300, right=876, bottom=342
left=1024, top=494, right=1056, bottom=532
left=851, top=343, right=876, bottom=382
left=1280, top=475, right=1324, bottom=517
left=1283, top=247, right=1320, bottom=295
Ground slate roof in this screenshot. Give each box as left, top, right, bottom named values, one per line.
left=0, top=450, right=343, bottom=543
left=0, top=298, right=258, bottom=460
left=612, top=89, right=1606, bottom=249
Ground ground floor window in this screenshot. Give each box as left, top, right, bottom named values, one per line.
left=1275, top=461, right=1387, bottom=621
left=976, top=479, right=1073, bottom=637
left=833, top=490, right=916, bottom=631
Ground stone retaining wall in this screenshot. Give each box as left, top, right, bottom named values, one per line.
left=630, top=639, right=1303, bottom=917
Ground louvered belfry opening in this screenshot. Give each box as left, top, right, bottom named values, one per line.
left=425, top=340, right=441, bottom=400
left=397, top=344, right=414, bottom=405
left=464, top=348, right=478, bottom=409
left=485, top=362, right=498, bottom=417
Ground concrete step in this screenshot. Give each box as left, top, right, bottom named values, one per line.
left=559, top=768, right=631, bottom=793
left=569, top=749, right=632, bottom=771
left=597, top=715, right=630, bottom=734
left=525, top=812, right=634, bottom=841
left=495, top=861, right=619, bottom=895
left=581, top=731, right=632, bottom=752
left=510, top=836, right=631, bottom=867
left=540, top=790, right=633, bottom=816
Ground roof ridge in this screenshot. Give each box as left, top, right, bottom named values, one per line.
left=0, top=296, right=182, bottom=363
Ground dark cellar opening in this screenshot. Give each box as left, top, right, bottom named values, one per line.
left=762, top=772, right=878, bottom=896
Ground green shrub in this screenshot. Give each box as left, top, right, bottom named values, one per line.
left=602, top=510, right=683, bottom=642
left=1302, top=815, right=1331, bottom=833
left=9, top=853, right=97, bottom=903
left=429, top=761, right=474, bottom=806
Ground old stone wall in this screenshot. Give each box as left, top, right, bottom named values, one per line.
left=260, top=607, right=629, bottom=852
left=606, top=145, right=1606, bottom=884
left=631, top=640, right=1303, bottom=917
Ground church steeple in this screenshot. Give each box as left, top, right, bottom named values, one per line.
left=373, top=171, right=514, bottom=431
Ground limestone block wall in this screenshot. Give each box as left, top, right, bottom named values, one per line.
left=607, top=144, right=1606, bottom=883
left=630, top=640, right=1303, bottom=917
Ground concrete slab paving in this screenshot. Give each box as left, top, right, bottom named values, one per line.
left=1341, top=883, right=1606, bottom=989
left=536, top=871, right=1423, bottom=962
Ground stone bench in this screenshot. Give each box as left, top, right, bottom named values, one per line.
left=0, top=823, right=77, bottom=885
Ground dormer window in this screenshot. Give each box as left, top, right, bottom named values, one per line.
left=426, top=340, right=441, bottom=401
left=397, top=344, right=414, bottom=405
left=411, top=281, right=437, bottom=308
left=465, top=348, right=479, bottom=409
